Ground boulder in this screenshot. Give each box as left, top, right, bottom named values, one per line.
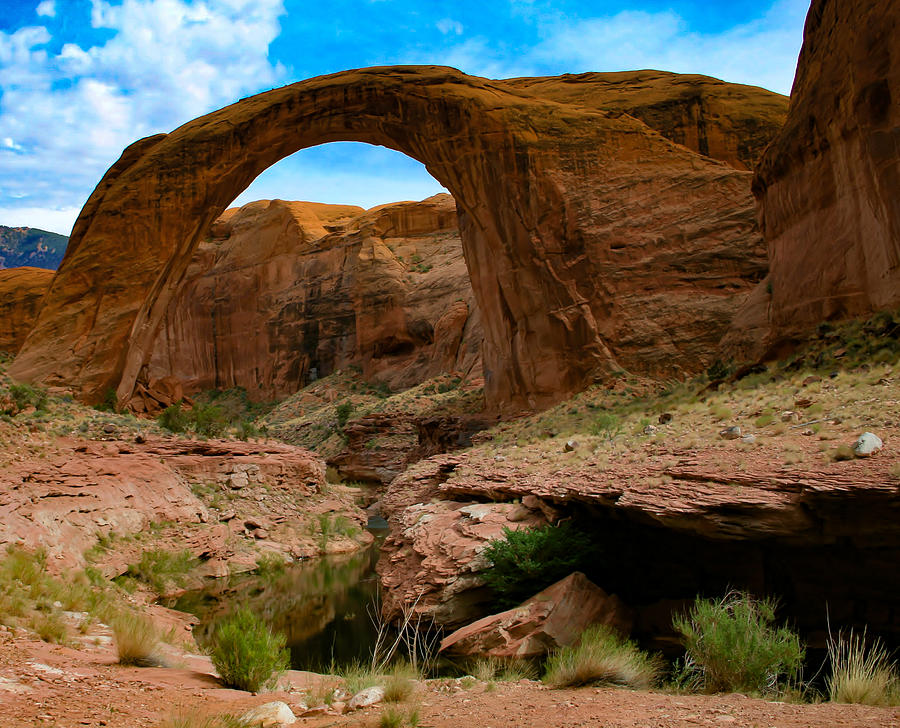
left=239, top=701, right=296, bottom=727
left=854, top=432, right=884, bottom=457
left=347, top=685, right=385, bottom=710
left=439, top=572, right=633, bottom=658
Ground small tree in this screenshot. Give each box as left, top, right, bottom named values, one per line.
left=208, top=608, right=289, bottom=692
left=673, top=591, right=804, bottom=695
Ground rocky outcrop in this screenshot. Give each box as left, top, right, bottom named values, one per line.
left=726, top=0, right=900, bottom=358
left=10, top=66, right=780, bottom=413
left=144, top=194, right=481, bottom=403
left=439, top=572, right=632, bottom=659
left=0, top=268, right=53, bottom=355
left=0, top=434, right=368, bottom=575
left=379, top=442, right=900, bottom=646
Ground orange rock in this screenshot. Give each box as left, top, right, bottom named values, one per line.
left=439, top=572, right=633, bottom=659
left=10, top=67, right=778, bottom=413
left=0, top=267, right=53, bottom=355
left=726, top=0, right=900, bottom=358
left=144, top=194, right=480, bottom=401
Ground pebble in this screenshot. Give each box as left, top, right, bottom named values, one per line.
left=719, top=426, right=741, bottom=440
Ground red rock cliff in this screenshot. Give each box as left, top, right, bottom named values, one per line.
left=144, top=194, right=482, bottom=401
left=726, top=0, right=900, bottom=357
left=0, top=267, right=53, bottom=356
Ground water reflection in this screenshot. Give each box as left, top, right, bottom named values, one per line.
left=169, top=543, right=382, bottom=671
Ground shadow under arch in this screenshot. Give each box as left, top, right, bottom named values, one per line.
left=11, top=65, right=777, bottom=413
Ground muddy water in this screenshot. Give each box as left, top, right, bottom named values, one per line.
left=169, top=532, right=386, bottom=671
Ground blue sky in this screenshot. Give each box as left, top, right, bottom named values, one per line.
left=0, top=0, right=810, bottom=235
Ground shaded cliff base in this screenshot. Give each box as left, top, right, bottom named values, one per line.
left=378, top=308, right=900, bottom=656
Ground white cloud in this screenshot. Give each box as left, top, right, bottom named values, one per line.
left=36, top=0, right=56, bottom=18
left=528, top=0, right=807, bottom=94
left=0, top=0, right=286, bottom=228
left=436, top=18, right=463, bottom=36
left=424, top=0, right=807, bottom=95
left=0, top=205, right=80, bottom=235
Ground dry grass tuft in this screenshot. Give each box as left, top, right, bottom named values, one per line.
left=827, top=630, right=900, bottom=706
left=112, top=610, right=162, bottom=666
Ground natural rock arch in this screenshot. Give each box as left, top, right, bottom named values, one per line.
left=11, top=66, right=782, bottom=412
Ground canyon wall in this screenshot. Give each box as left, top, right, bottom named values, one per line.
left=726, top=0, right=900, bottom=357
left=144, top=194, right=482, bottom=402
left=0, top=267, right=53, bottom=356
left=10, top=67, right=782, bottom=413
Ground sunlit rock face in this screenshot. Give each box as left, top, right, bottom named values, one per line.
left=0, top=267, right=53, bottom=355
left=726, top=0, right=900, bottom=359
left=144, top=194, right=482, bottom=404
left=10, top=66, right=782, bottom=413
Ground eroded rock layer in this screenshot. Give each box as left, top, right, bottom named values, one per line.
left=727, top=0, right=900, bottom=357
left=10, top=66, right=781, bottom=413
left=144, top=194, right=481, bottom=403
left=0, top=267, right=53, bottom=355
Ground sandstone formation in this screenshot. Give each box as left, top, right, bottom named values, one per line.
left=0, top=268, right=53, bottom=355
left=439, top=572, right=632, bottom=659
left=379, top=443, right=900, bottom=646
left=0, top=434, right=368, bottom=575
left=10, top=67, right=781, bottom=413
left=726, top=0, right=900, bottom=358
left=144, top=194, right=481, bottom=403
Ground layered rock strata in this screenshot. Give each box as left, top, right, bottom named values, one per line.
left=11, top=66, right=781, bottom=413
left=0, top=267, right=53, bottom=355
left=144, top=194, right=481, bottom=404
left=726, top=0, right=900, bottom=358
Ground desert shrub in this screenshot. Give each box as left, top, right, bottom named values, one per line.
left=190, top=401, right=227, bottom=437
left=470, top=656, right=537, bottom=682
left=158, top=403, right=189, bottom=433
left=236, top=420, right=259, bottom=440
left=482, top=523, right=597, bottom=608
left=94, top=388, right=118, bottom=412
left=112, top=610, right=161, bottom=666
left=208, top=608, right=289, bottom=692
left=379, top=705, right=419, bottom=728
left=7, top=383, right=48, bottom=413
left=673, top=591, right=804, bottom=695
left=543, top=624, right=662, bottom=689
left=31, top=611, right=67, bottom=644
left=335, top=401, right=354, bottom=426
left=254, top=552, right=286, bottom=576
left=124, top=548, right=198, bottom=594
left=827, top=629, right=900, bottom=706
left=589, top=412, right=622, bottom=441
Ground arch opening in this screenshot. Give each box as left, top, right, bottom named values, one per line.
left=10, top=66, right=777, bottom=415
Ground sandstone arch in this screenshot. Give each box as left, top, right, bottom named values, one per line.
left=11, top=66, right=782, bottom=412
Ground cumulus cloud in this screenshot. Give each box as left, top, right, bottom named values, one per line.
left=0, top=0, right=286, bottom=233
left=422, top=0, right=806, bottom=95
left=36, top=0, right=56, bottom=17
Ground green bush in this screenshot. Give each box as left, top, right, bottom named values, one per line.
left=335, top=401, right=354, bottom=426
left=673, top=591, right=804, bottom=695
left=543, top=624, right=662, bottom=689
left=124, top=548, right=198, bottom=594
left=208, top=608, right=289, bottom=692
left=482, top=523, right=597, bottom=608
left=7, top=383, right=48, bottom=413
left=158, top=403, right=189, bottom=433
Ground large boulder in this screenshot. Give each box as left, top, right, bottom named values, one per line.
left=439, top=572, right=632, bottom=659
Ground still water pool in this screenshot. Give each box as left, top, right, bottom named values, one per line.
left=168, top=540, right=384, bottom=672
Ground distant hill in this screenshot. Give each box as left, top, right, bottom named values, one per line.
left=0, top=226, right=68, bottom=269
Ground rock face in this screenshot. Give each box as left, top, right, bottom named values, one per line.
left=0, top=268, right=53, bottom=355
left=726, top=0, right=900, bottom=358
left=144, top=194, right=481, bottom=402
left=439, top=572, right=632, bottom=659
left=0, top=434, right=367, bottom=574
left=10, top=67, right=780, bottom=413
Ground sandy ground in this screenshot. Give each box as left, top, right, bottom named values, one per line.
left=1, top=634, right=898, bottom=728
